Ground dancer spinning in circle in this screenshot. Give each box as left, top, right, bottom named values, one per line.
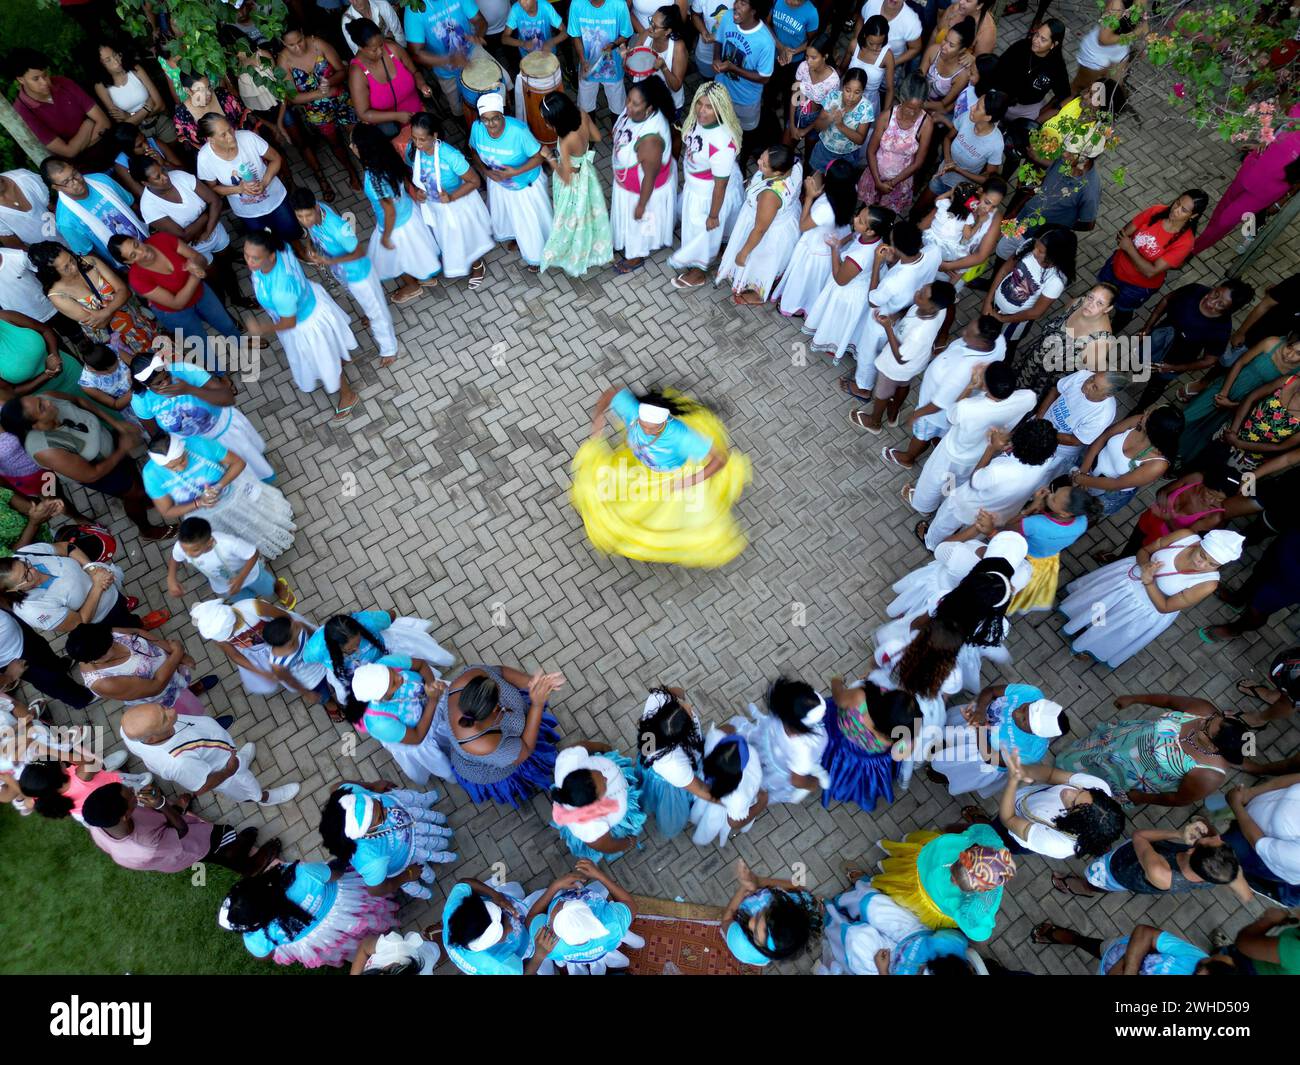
left=571, top=386, right=751, bottom=567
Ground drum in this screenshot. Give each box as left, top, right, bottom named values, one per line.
left=520, top=50, right=562, bottom=147
left=460, top=55, right=508, bottom=129
left=624, top=46, right=658, bottom=80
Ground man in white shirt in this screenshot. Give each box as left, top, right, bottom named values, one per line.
left=0, top=249, right=84, bottom=351
left=0, top=609, right=96, bottom=708
left=1037, top=368, right=1122, bottom=482
left=121, top=702, right=299, bottom=806
left=1226, top=778, right=1300, bottom=903
left=924, top=416, right=1058, bottom=550
left=0, top=543, right=152, bottom=634
left=908, top=360, right=1037, bottom=514
left=341, top=0, right=407, bottom=53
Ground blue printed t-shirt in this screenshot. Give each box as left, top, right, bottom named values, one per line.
left=307, top=203, right=371, bottom=284
left=770, top=0, right=819, bottom=54
left=714, top=13, right=776, bottom=108
left=527, top=886, right=632, bottom=964
left=986, top=683, right=1050, bottom=765
left=363, top=171, right=414, bottom=230
left=303, top=609, right=393, bottom=674
left=251, top=247, right=316, bottom=323
left=567, top=0, right=633, bottom=83
left=725, top=888, right=775, bottom=966
left=410, top=142, right=470, bottom=196
left=506, top=0, right=563, bottom=54
left=129, top=361, right=228, bottom=438
left=1019, top=512, right=1088, bottom=559
left=362, top=655, right=424, bottom=744
left=404, top=0, right=482, bottom=79
left=342, top=783, right=414, bottom=885
left=443, top=881, right=535, bottom=975
left=55, top=174, right=145, bottom=260
left=242, top=862, right=339, bottom=957
left=1100, top=931, right=1208, bottom=976
left=469, top=117, right=543, bottom=189
left=610, top=388, right=711, bottom=472
left=142, top=434, right=229, bottom=503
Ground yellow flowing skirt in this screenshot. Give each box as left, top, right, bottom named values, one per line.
left=1007, top=553, right=1061, bottom=616
left=872, top=830, right=956, bottom=931
left=570, top=403, right=751, bottom=568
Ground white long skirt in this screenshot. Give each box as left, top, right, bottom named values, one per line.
left=802, top=272, right=874, bottom=360
left=931, top=708, right=1006, bottom=799
left=200, top=468, right=296, bottom=559
left=278, top=283, right=356, bottom=394
left=419, top=192, right=495, bottom=277
left=367, top=213, right=441, bottom=281
left=667, top=171, right=742, bottom=270
left=773, top=224, right=848, bottom=317
left=486, top=176, right=553, bottom=267
left=1059, top=559, right=1181, bottom=667
left=380, top=616, right=456, bottom=669
left=208, top=408, right=272, bottom=482
left=610, top=168, right=677, bottom=260
left=715, top=207, right=800, bottom=301
left=379, top=724, right=454, bottom=787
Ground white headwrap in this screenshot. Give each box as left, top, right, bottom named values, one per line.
left=1025, top=698, right=1065, bottom=738
left=552, top=899, right=607, bottom=945
left=466, top=900, right=505, bottom=952
left=476, top=92, right=505, bottom=115
left=803, top=692, right=827, bottom=725
left=351, top=663, right=392, bottom=703
left=191, top=599, right=239, bottom=641
left=340, top=792, right=374, bottom=839
left=368, top=931, right=441, bottom=974
left=147, top=434, right=187, bottom=466
left=133, top=354, right=167, bottom=382
left=1200, top=529, right=1245, bottom=566
left=638, top=403, right=670, bottom=425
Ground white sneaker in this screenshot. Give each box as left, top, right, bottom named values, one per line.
left=257, top=783, right=300, bottom=806
left=102, top=750, right=128, bottom=772
left=237, top=743, right=256, bottom=765
left=123, top=772, right=153, bottom=789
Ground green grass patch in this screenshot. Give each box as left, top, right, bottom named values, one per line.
left=0, top=813, right=328, bottom=975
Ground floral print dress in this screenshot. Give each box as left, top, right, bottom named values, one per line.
left=1223, top=374, right=1300, bottom=471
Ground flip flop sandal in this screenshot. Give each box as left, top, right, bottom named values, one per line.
left=126, top=596, right=140, bottom=610
left=333, top=402, right=357, bottom=420
left=1031, top=920, right=1061, bottom=945
left=1197, top=626, right=1234, bottom=643
left=838, top=377, right=872, bottom=400
left=391, top=288, right=422, bottom=305
left=913, top=520, right=929, bottom=544
left=1050, top=871, right=1095, bottom=897
left=672, top=274, right=706, bottom=289
left=881, top=447, right=911, bottom=469
left=468, top=263, right=487, bottom=289
left=1237, top=679, right=1275, bottom=702
left=850, top=410, right=881, bottom=434
left=419, top=276, right=440, bottom=287
left=274, top=578, right=297, bottom=610
left=140, top=609, right=171, bottom=630
left=900, top=484, right=915, bottom=506
left=732, top=292, right=765, bottom=306
left=615, top=258, right=645, bottom=275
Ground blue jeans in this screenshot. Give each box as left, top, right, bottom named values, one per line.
left=809, top=140, right=857, bottom=174
left=1224, top=825, right=1300, bottom=904
left=152, top=284, right=240, bottom=366
left=1096, top=257, right=1160, bottom=315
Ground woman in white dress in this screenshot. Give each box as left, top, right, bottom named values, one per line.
left=689, top=724, right=767, bottom=847
left=468, top=93, right=552, bottom=271
left=669, top=82, right=743, bottom=288
left=609, top=78, right=677, bottom=273
left=772, top=161, right=856, bottom=318
left=1060, top=529, right=1244, bottom=668
left=733, top=677, right=829, bottom=805
left=716, top=145, right=803, bottom=304
left=242, top=230, right=359, bottom=419
left=351, top=122, right=441, bottom=306
left=408, top=113, right=494, bottom=286
left=803, top=202, right=893, bottom=362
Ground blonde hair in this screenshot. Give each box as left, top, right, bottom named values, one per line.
left=680, top=80, right=743, bottom=152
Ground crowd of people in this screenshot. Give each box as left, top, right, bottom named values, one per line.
left=1, top=0, right=1299, bottom=977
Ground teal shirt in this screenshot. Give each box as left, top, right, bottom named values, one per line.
left=252, top=246, right=316, bottom=322
left=363, top=171, right=415, bottom=230
left=308, top=204, right=371, bottom=283
left=142, top=435, right=229, bottom=503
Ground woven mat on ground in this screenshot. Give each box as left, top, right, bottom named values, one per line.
left=626, top=895, right=763, bottom=975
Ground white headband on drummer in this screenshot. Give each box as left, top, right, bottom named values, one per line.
left=133, top=355, right=167, bottom=382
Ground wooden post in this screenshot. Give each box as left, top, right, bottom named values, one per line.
left=0, top=94, right=49, bottom=167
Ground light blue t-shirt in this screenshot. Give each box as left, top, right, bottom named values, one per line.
left=307, top=203, right=371, bottom=284
left=130, top=362, right=230, bottom=438
left=1100, top=931, right=1208, bottom=975
left=242, top=862, right=339, bottom=957
left=443, top=881, right=536, bottom=975
left=469, top=117, right=543, bottom=189
left=54, top=174, right=147, bottom=261
left=410, top=141, right=471, bottom=196
left=341, top=783, right=415, bottom=886
left=303, top=609, right=394, bottom=675
left=506, top=0, right=563, bottom=54
left=404, top=0, right=482, bottom=79
left=610, top=388, right=712, bottom=472
left=714, top=13, right=775, bottom=108
left=566, top=0, right=633, bottom=83
left=527, top=886, right=633, bottom=964
left=362, top=655, right=425, bottom=744
left=725, top=889, right=776, bottom=966
left=141, top=434, right=229, bottom=503
left=363, top=171, right=415, bottom=230
left=770, top=0, right=819, bottom=53
left=251, top=246, right=316, bottom=323
left=986, top=683, right=1051, bottom=767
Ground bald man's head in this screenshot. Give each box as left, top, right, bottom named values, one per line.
left=121, top=703, right=172, bottom=744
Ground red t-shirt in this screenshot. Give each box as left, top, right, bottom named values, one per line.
left=1111, top=204, right=1195, bottom=289
left=128, top=232, right=202, bottom=311
left=14, top=75, right=96, bottom=146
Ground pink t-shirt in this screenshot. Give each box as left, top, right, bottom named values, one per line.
left=88, top=807, right=213, bottom=872
left=63, top=766, right=121, bottom=817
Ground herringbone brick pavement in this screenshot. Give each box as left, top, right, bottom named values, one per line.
left=44, top=0, right=1300, bottom=973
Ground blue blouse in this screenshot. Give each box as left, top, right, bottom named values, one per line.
left=252, top=246, right=316, bottom=323
left=362, top=655, right=425, bottom=743
left=302, top=610, right=394, bottom=676
left=307, top=203, right=371, bottom=284
left=442, top=881, right=535, bottom=975
left=363, top=171, right=415, bottom=230
left=1019, top=513, right=1089, bottom=559
left=610, top=389, right=712, bottom=473
left=340, top=782, right=414, bottom=886
left=987, top=683, right=1051, bottom=766
left=409, top=141, right=470, bottom=196
left=526, top=886, right=632, bottom=965
left=130, top=362, right=231, bottom=438
left=242, top=862, right=339, bottom=957
left=142, top=434, right=229, bottom=503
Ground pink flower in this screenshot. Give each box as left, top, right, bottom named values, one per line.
left=1173, top=83, right=1186, bottom=98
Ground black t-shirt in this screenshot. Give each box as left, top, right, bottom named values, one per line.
left=1157, top=284, right=1232, bottom=366
left=991, top=38, right=1069, bottom=109
left=1245, top=273, right=1300, bottom=348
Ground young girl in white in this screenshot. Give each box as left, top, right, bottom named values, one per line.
left=772, top=162, right=856, bottom=318
left=804, top=203, right=894, bottom=362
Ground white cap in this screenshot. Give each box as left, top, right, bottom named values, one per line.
left=476, top=92, right=505, bottom=116
left=191, top=599, right=238, bottom=641
left=638, top=403, right=670, bottom=425
left=1025, top=698, right=1065, bottom=738
left=340, top=792, right=374, bottom=839
left=465, top=900, right=505, bottom=952
left=552, top=899, right=606, bottom=945
left=1200, top=529, right=1245, bottom=566
left=147, top=434, right=187, bottom=466
left=351, top=663, right=392, bottom=703
left=133, top=355, right=167, bottom=382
